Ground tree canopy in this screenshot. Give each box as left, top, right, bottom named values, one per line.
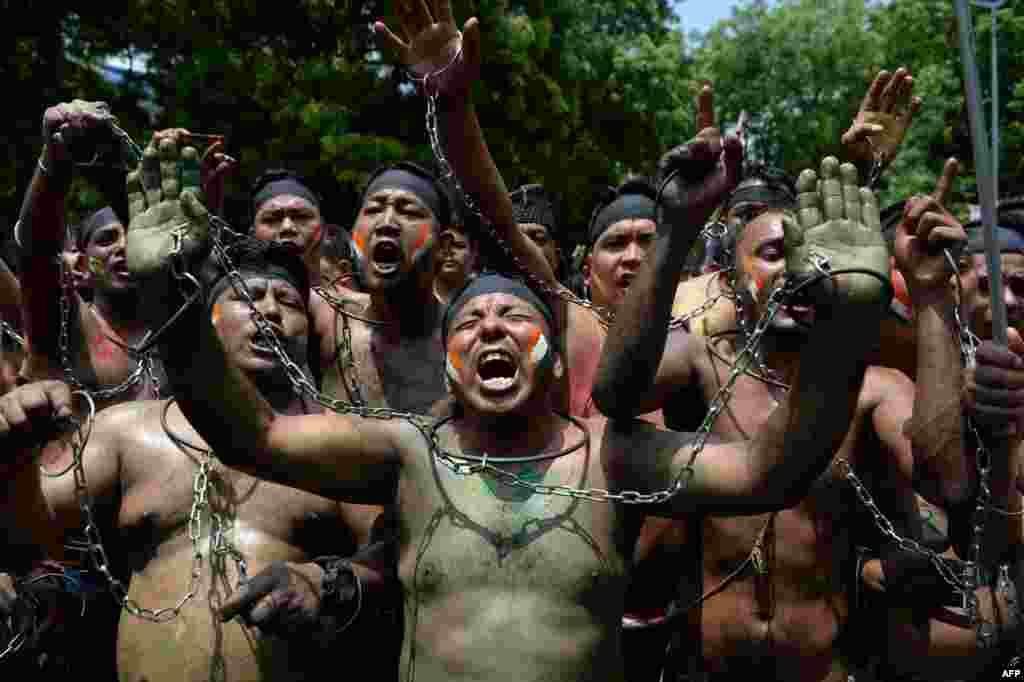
left=3, top=0, right=1020, bottom=253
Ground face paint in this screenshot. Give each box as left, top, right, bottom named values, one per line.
left=411, top=222, right=434, bottom=269
left=94, top=335, right=115, bottom=360
left=211, top=302, right=223, bottom=326
left=89, top=256, right=110, bottom=285
left=351, top=220, right=370, bottom=265
left=526, top=325, right=551, bottom=368
left=446, top=349, right=463, bottom=382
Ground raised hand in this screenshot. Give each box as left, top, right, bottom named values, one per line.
left=656, top=83, right=743, bottom=230
left=842, top=68, right=922, bottom=170
left=125, top=130, right=213, bottom=283
left=40, top=100, right=119, bottom=178
left=374, top=0, right=481, bottom=98
left=0, top=380, right=74, bottom=476
left=788, top=157, right=891, bottom=309
left=200, top=137, right=237, bottom=217
left=893, top=158, right=966, bottom=298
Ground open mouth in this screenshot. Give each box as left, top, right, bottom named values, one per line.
left=371, top=241, right=402, bottom=274
left=276, top=239, right=302, bottom=254
left=250, top=328, right=285, bottom=358
left=477, top=350, right=518, bottom=392
left=617, top=272, right=636, bottom=289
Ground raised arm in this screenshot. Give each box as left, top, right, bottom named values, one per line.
left=610, top=293, right=877, bottom=517
left=124, top=132, right=401, bottom=505
left=611, top=156, right=891, bottom=516
left=592, top=84, right=742, bottom=419
left=17, top=101, right=118, bottom=359
left=841, top=68, right=922, bottom=183
left=892, top=159, right=973, bottom=505
left=374, top=0, right=562, bottom=292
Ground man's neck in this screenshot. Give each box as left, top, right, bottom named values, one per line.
left=253, top=372, right=308, bottom=414
left=457, top=407, right=565, bottom=458
left=367, top=280, right=441, bottom=337
left=91, top=289, right=147, bottom=339
left=433, top=273, right=463, bottom=305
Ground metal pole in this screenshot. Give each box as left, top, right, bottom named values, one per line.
left=955, top=0, right=1006, bottom=345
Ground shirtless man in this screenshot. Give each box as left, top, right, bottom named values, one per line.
left=121, top=131, right=897, bottom=681
left=592, top=148, right=973, bottom=680
left=14, top=105, right=231, bottom=409
left=861, top=205, right=1024, bottom=681
left=0, top=239, right=386, bottom=682
left=312, top=160, right=453, bottom=414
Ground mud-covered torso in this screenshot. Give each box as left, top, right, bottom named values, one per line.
left=393, top=417, right=639, bottom=682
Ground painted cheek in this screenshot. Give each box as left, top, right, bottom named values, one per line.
left=94, top=336, right=115, bottom=360
left=411, top=223, right=433, bottom=263
left=353, top=220, right=372, bottom=260
left=446, top=349, right=464, bottom=382
left=526, top=326, right=550, bottom=368
left=211, top=303, right=223, bottom=327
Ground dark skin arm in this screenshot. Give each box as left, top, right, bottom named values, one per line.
left=375, top=0, right=563, bottom=294
left=592, top=85, right=742, bottom=419
left=17, top=102, right=117, bottom=360
left=896, top=160, right=972, bottom=506
left=0, top=257, right=22, bottom=331
left=611, top=302, right=875, bottom=516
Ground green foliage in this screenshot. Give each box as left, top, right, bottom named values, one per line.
left=3, top=0, right=1021, bottom=257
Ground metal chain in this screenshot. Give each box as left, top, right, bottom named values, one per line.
left=424, top=284, right=789, bottom=504
left=0, top=319, right=26, bottom=350
left=423, top=92, right=696, bottom=332
left=836, top=253, right=993, bottom=644
left=57, top=265, right=161, bottom=402
left=66, top=391, right=246, bottom=622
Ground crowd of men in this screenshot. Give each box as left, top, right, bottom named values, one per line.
left=1, top=1, right=1022, bottom=680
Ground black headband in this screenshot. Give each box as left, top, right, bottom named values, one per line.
left=253, top=178, right=321, bottom=215
left=207, top=266, right=309, bottom=312
left=78, top=207, right=120, bottom=248
left=725, top=181, right=796, bottom=212
left=512, top=186, right=556, bottom=231
left=364, top=169, right=445, bottom=224
left=589, top=194, right=656, bottom=245
left=442, top=272, right=556, bottom=347
left=966, top=224, right=1024, bottom=255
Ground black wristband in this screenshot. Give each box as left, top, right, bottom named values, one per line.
left=312, top=556, right=362, bottom=638
left=880, top=542, right=961, bottom=607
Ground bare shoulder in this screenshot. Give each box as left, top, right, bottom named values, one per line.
left=860, top=365, right=914, bottom=409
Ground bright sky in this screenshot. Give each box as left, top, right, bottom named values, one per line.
left=672, top=0, right=745, bottom=35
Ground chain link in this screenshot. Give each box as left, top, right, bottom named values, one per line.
left=836, top=252, right=994, bottom=645
left=65, top=390, right=247, bottom=622
left=57, top=264, right=162, bottom=402
left=0, top=319, right=26, bottom=350
left=423, top=93, right=696, bottom=332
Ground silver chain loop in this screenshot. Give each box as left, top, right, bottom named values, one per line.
left=65, top=391, right=246, bottom=622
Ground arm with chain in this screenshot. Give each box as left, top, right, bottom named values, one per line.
left=0, top=381, right=123, bottom=564
left=592, top=83, right=742, bottom=419
left=16, top=102, right=119, bottom=369
left=374, top=0, right=563, bottom=294
left=123, top=133, right=403, bottom=506
left=896, top=160, right=974, bottom=507
left=609, top=293, right=876, bottom=517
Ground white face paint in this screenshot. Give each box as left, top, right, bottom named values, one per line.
left=528, top=331, right=550, bottom=366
